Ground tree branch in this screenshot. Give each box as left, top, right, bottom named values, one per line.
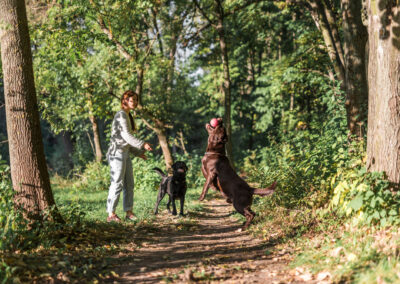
left=97, top=17, right=133, bottom=61
left=151, top=8, right=164, bottom=55
left=88, top=0, right=133, bottom=61
left=224, top=0, right=261, bottom=17
left=182, top=22, right=211, bottom=47
left=193, top=0, right=215, bottom=26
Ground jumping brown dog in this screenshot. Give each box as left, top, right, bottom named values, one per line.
left=199, top=118, right=277, bottom=230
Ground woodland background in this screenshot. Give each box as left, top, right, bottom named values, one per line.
left=1, top=0, right=400, bottom=282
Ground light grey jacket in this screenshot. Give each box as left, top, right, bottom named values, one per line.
left=107, top=110, right=145, bottom=157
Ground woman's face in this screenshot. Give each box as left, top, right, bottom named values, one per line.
left=126, top=95, right=138, bottom=110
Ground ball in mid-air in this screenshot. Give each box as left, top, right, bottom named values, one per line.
left=210, top=118, right=219, bottom=128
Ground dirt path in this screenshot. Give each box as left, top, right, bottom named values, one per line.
left=112, top=198, right=317, bottom=283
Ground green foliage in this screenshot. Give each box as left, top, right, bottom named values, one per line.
left=72, top=161, right=110, bottom=192
left=0, top=157, right=25, bottom=253
left=330, top=166, right=400, bottom=227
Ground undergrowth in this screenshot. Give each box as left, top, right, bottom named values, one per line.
left=242, top=97, right=400, bottom=282
left=0, top=153, right=204, bottom=283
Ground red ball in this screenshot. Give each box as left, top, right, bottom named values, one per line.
left=210, top=118, right=219, bottom=128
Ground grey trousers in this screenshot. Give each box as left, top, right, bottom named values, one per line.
left=106, top=150, right=134, bottom=214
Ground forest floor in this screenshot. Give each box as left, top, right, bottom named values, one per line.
left=107, top=197, right=324, bottom=283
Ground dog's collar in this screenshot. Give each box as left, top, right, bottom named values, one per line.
left=205, top=151, right=225, bottom=156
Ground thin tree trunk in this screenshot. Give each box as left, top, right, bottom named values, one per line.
left=323, top=0, right=345, bottom=66
left=366, top=1, right=400, bottom=182
left=0, top=0, right=60, bottom=221
left=86, top=93, right=103, bottom=162
left=136, top=64, right=174, bottom=171
left=215, top=0, right=234, bottom=166
left=308, top=0, right=345, bottom=83
left=178, top=131, right=188, bottom=155
left=341, top=0, right=368, bottom=137
left=135, top=67, right=144, bottom=105
left=155, top=128, right=174, bottom=171
left=60, top=130, right=74, bottom=170
left=89, top=115, right=102, bottom=162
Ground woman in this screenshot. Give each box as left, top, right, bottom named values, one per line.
left=106, top=90, right=152, bottom=222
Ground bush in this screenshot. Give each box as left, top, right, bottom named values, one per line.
left=330, top=166, right=400, bottom=227
left=72, top=161, right=110, bottom=191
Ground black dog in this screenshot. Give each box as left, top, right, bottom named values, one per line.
left=153, top=161, right=188, bottom=216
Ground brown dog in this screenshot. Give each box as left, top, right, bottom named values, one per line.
left=199, top=118, right=277, bottom=230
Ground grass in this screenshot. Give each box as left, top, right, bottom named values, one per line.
left=292, top=223, right=400, bottom=283
left=53, top=173, right=204, bottom=222
left=1, top=157, right=206, bottom=283
left=248, top=196, right=400, bottom=283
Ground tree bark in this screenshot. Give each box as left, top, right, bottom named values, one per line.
left=308, top=0, right=346, bottom=83
left=89, top=114, right=102, bottom=162
left=366, top=1, right=400, bottom=182
left=0, top=0, right=59, bottom=221
left=215, top=0, right=234, bottom=166
left=136, top=65, right=174, bottom=171
left=155, top=128, right=174, bottom=171
left=86, top=93, right=103, bottom=162
left=60, top=130, right=74, bottom=170
left=342, top=0, right=369, bottom=137
left=307, top=0, right=368, bottom=138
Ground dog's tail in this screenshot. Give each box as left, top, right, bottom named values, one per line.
left=253, top=181, right=277, bottom=196
left=153, top=167, right=167, bottom=177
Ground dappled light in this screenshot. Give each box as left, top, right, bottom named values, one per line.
left=1, top=0, right=400, bottom=282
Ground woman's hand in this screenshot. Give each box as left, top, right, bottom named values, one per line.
left=144, top=142, right=153, bottom=151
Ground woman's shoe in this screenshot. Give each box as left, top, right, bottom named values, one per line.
left=125, top=214, right=137, bottom=221
left=107, top=215, right=121, bottom=222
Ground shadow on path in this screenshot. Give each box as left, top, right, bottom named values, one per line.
left=111, top=198, right=314, bottom=283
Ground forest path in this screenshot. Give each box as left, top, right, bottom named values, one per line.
left=111, top=198, right=316, bottom=283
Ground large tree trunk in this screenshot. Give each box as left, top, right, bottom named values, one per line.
left=342, top=0, right=368, bottom=137
left=0, top=0, right=59, bottom=221
left=215, top=0, right=234, bottom=166
left=366, top=1, right=400, bottom=182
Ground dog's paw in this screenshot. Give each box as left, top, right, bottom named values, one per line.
left=236, top=228, right=243, bottom=233
left=179, top=213, right=186, bottom=217
left=172, top=212, right=177, bottom=216
left=199, top=195, right=205, bottom=201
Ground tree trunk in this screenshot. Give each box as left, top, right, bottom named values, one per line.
left=86, top=93, right=103, bottom=162
left=135, top=66, right=174, bottom=172
left=215, top=0, right=234, bottom=166
left=89, top=114, right=102, bottom=162
left=155, top=128, right=174, bottom=171
left=366, top=1, right=400, bottom=182
left=308, top=0, right=345, bottom=83
left=60, top=130, right=74, bottom=170
left=342, top=0, right=369, bottom=137
left=0, top=0, right=59, bottom=221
